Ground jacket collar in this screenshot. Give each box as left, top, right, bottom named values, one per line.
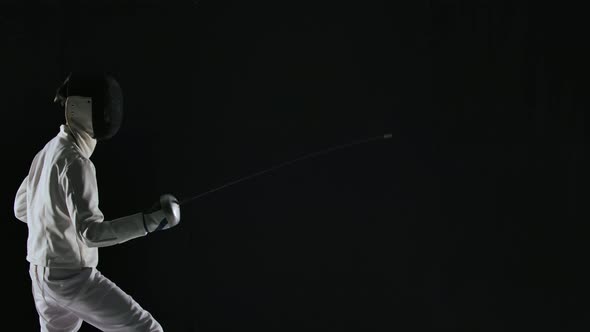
left=59, top=124, right=97, bottom=158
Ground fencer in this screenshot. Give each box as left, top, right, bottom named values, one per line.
left=13, top=72, right=181, bottom=332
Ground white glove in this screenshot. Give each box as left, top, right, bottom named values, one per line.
left=143, top=194, right=181, bottom=233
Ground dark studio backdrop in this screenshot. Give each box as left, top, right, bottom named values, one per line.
left=0, top=1, right=585, bottom=331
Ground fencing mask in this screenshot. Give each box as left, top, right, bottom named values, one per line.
left=54, top=72, right=123, bottom=140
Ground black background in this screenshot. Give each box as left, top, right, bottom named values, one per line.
left=1, top=1, right=585, bottom=331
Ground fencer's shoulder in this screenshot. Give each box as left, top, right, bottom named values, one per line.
left=64, top=153, right=95, bottom=172
left=60, top=155, right=97, bottom=184
left=54, top=137, right=95, bottom=172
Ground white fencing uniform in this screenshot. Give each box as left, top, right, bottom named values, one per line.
left=15, top=125, right=163, bottom=331
left=29, top=265, right=162, bottom=332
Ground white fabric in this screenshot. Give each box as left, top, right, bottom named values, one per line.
left=29, top=264, right=163, bottom=332
left=14, top=125, right=147, bottom=268
left=144, top=210, right=167, bottom=232
left=65, top=96, right=96, bottom=157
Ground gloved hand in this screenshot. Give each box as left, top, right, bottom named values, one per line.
left=143, top=194, right=181, bottom=233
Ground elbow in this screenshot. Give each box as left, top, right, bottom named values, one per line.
left=80, top=229, right=102, bottom=248
left=79, top=223, right=117, bottom=248
left=83, top=240, right=101, bottom=248
left=80, top=234, right=99, bottom=248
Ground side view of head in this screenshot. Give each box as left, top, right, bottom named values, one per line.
left=54, top=72, right=123, bottom=140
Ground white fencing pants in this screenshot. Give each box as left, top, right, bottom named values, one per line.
left=29, top=264, right=163, bottom=332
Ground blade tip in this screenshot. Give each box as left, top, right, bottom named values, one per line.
left=384, top=133, right=392, bottom=139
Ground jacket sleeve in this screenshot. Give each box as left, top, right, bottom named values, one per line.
left=62, top=157, right=148, bottom=248
left=14, top=176, right=28, bottom=223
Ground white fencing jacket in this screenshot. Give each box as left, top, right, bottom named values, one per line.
left=14, top=125, right=147, bottom=268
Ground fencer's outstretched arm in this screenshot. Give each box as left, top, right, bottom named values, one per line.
left=63, top=157, right=179, bottom=248
left=14, top=176, right=28, bottom=223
